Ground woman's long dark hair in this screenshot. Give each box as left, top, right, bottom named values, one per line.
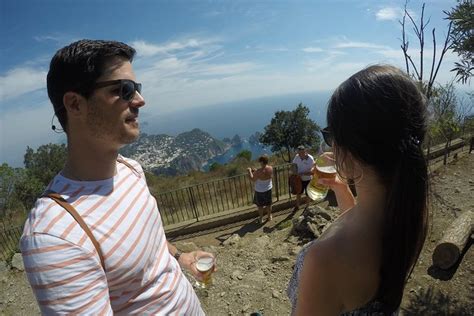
left=327, top=65, right=428, bottom=313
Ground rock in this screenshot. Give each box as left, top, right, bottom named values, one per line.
left=223, top=234, right=241, bottom=246
left=0, top=261, right=8, bottom=273
left=272, top=289, right=281, bottom=299
left=10, top=253, right=24, bottom=271
left=286, top=235, right=299, bottom=244
left=306, top=222, right=320, bottom=238
left=255, top=235, right=270, bottom=248
left=175, top=241, right=199, bottom=253
left=454, top=188, right=461, bottom=193
left=271, top=256, right=290, bottom=263
left=291, top=216, right=305, bottom=232
left=247, top=269, right=265, bottom=280
left=314, top=207, right=333, bottom=221
left=220, top=292, right=226, bottom=297
left=231, top=270, right=243, bottom=280
left=202, top=245, right=218, bottom=253
left=289, top=245, right=302, bottom=256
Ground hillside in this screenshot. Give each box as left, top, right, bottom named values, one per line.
left=0, top=151, right=472, bottom=315
left=120, top=129, right=229, bottom=176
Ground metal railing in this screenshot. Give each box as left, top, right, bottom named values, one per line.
left=155, top=134, right=473, bottom=226
left=0, top=225, right=22, bottom=261
left=1, top=134, right=472, bottom=261
left=155, top=163, right=293, bottom=226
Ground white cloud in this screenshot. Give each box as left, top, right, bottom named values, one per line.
left=131, top=38, right=219, bottom=57
left=33, top=35, right=63, bottom=42
left=0, top=67, right=46, bottom=101
left=0, top=102, right=61, bottom=167
left=375, top=7, right=403, bottom=21
left=302, top=47, right=324, bottom=53
left=334, top=41, right=390, bottom=50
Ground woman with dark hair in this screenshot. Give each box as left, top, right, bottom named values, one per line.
left=287, top=65, right=429, bottom=315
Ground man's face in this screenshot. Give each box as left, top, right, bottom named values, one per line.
left=298, top=149, right=307, bottom=159
left=84, top=58, right=145, bottom=148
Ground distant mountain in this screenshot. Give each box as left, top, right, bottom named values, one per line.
left=120, top=128, right=229, bottom=176
left=248, top=132, right=263, bottom=146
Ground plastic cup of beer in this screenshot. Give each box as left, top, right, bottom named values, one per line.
left=194, top=254, right=216, bottom=289
left=307, top=155, right=337, bottom=201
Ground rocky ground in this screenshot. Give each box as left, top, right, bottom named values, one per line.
left=1, top=152, right=473, bottom=315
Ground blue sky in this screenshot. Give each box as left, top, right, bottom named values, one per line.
left=0, top=0, right=464, bottom=167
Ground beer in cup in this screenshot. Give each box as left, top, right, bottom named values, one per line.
left=307, top=155, right=337, bottom=201
left=195, top=255, right=215, bottom=289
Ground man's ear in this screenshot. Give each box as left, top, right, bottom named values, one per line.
left=63, top=92, right=86, bottom=117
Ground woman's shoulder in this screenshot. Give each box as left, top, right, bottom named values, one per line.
left=305, top=224, right=381, bottom=311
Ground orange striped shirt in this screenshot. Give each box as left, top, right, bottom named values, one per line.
left=20, top=157, right=204, bottom=315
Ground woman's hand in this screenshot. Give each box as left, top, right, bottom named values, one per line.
left=318, top=174, right=348, bottom=192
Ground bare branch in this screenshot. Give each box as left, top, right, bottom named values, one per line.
left=419, top=3, right=425, bottom=82
left=407, top=10, right=420, bottom=38
left=407, top=54, right=421, bottom=79
left=428, top=28, right=437, bottom=94
left=400, top=12, right=410, bottom=74
left=429, top=21, right=453, bottom=99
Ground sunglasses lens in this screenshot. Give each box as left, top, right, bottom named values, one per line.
left=121, top=81, right=136, bottom=101
left=322, top=128, right=333, bottom=147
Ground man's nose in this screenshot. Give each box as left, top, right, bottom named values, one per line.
left=130, top=91, right=145, bottom=108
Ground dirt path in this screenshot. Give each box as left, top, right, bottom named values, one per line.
left=182, top=153, right=474, bottom=315
left=1, top=153, right=473, bottom=315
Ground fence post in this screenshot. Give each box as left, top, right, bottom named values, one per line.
left=187, top=187, right=200, bottom=222
left=443, top=140, right=449, bottom=165
left=426, top=137, right=431, bottom=160
left=274, top=168, right=280, bottom=202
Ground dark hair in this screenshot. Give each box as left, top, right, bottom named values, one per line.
left=258, top=155, right=269, bottom=165
left=327, top=65, right=428, bottom=313
left=47, top=39, right=136, bottom=131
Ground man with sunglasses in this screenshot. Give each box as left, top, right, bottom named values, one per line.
left=20, top=40, right=209, bottom=315
left=292, top=145, right=315, bottom=210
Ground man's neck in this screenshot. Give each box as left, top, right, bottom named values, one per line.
left=63, top=139, right=119, bottom=181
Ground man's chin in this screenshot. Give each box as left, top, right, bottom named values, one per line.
left=120, top=130, right=140, bottom=145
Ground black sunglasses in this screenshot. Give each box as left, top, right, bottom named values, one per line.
left=93, top=79, right=142, bottom=101
left=321, top=127, right=333, bottom=147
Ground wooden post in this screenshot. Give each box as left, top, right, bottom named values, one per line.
left=432, top=211, right=473, bottom=269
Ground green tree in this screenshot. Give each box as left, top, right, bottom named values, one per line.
left=0, top=164, right=23, bottom=228
left=24, top=143, right=67, bottom=186
left=14, top=143, right=68, bottom=210
left=260, top=103, right=320, bottom=162
left=235, top=150, right=252, bottom=161
left=14, top=170, right=44, bottom=213
left=427, top=83, right=472, bottom=163
left=209, top=162, right=222, bottom=172
left=445, top=0, right=474, bottom=84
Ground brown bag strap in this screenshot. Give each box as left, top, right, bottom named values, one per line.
left=117, top=157, right=140, bottom=177
left=42, top=190, right=105, bottom=270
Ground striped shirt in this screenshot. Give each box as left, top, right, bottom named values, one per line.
left=20, top=157, right=204, bottom=315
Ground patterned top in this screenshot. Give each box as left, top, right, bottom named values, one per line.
left=21, top=157, right=204, bottom=315
left=287, top=240, right=398, bottom=316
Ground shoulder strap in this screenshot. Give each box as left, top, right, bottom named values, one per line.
left=42, top=190, right=105, bottom=270
left=117, top=157, right=140, bottom=176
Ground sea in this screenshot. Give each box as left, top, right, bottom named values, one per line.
left=202, top=140, right=272, bottom=170
left=141, top=91, right=331, bottom=166
left=142, top=91, right=330, bottom=139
